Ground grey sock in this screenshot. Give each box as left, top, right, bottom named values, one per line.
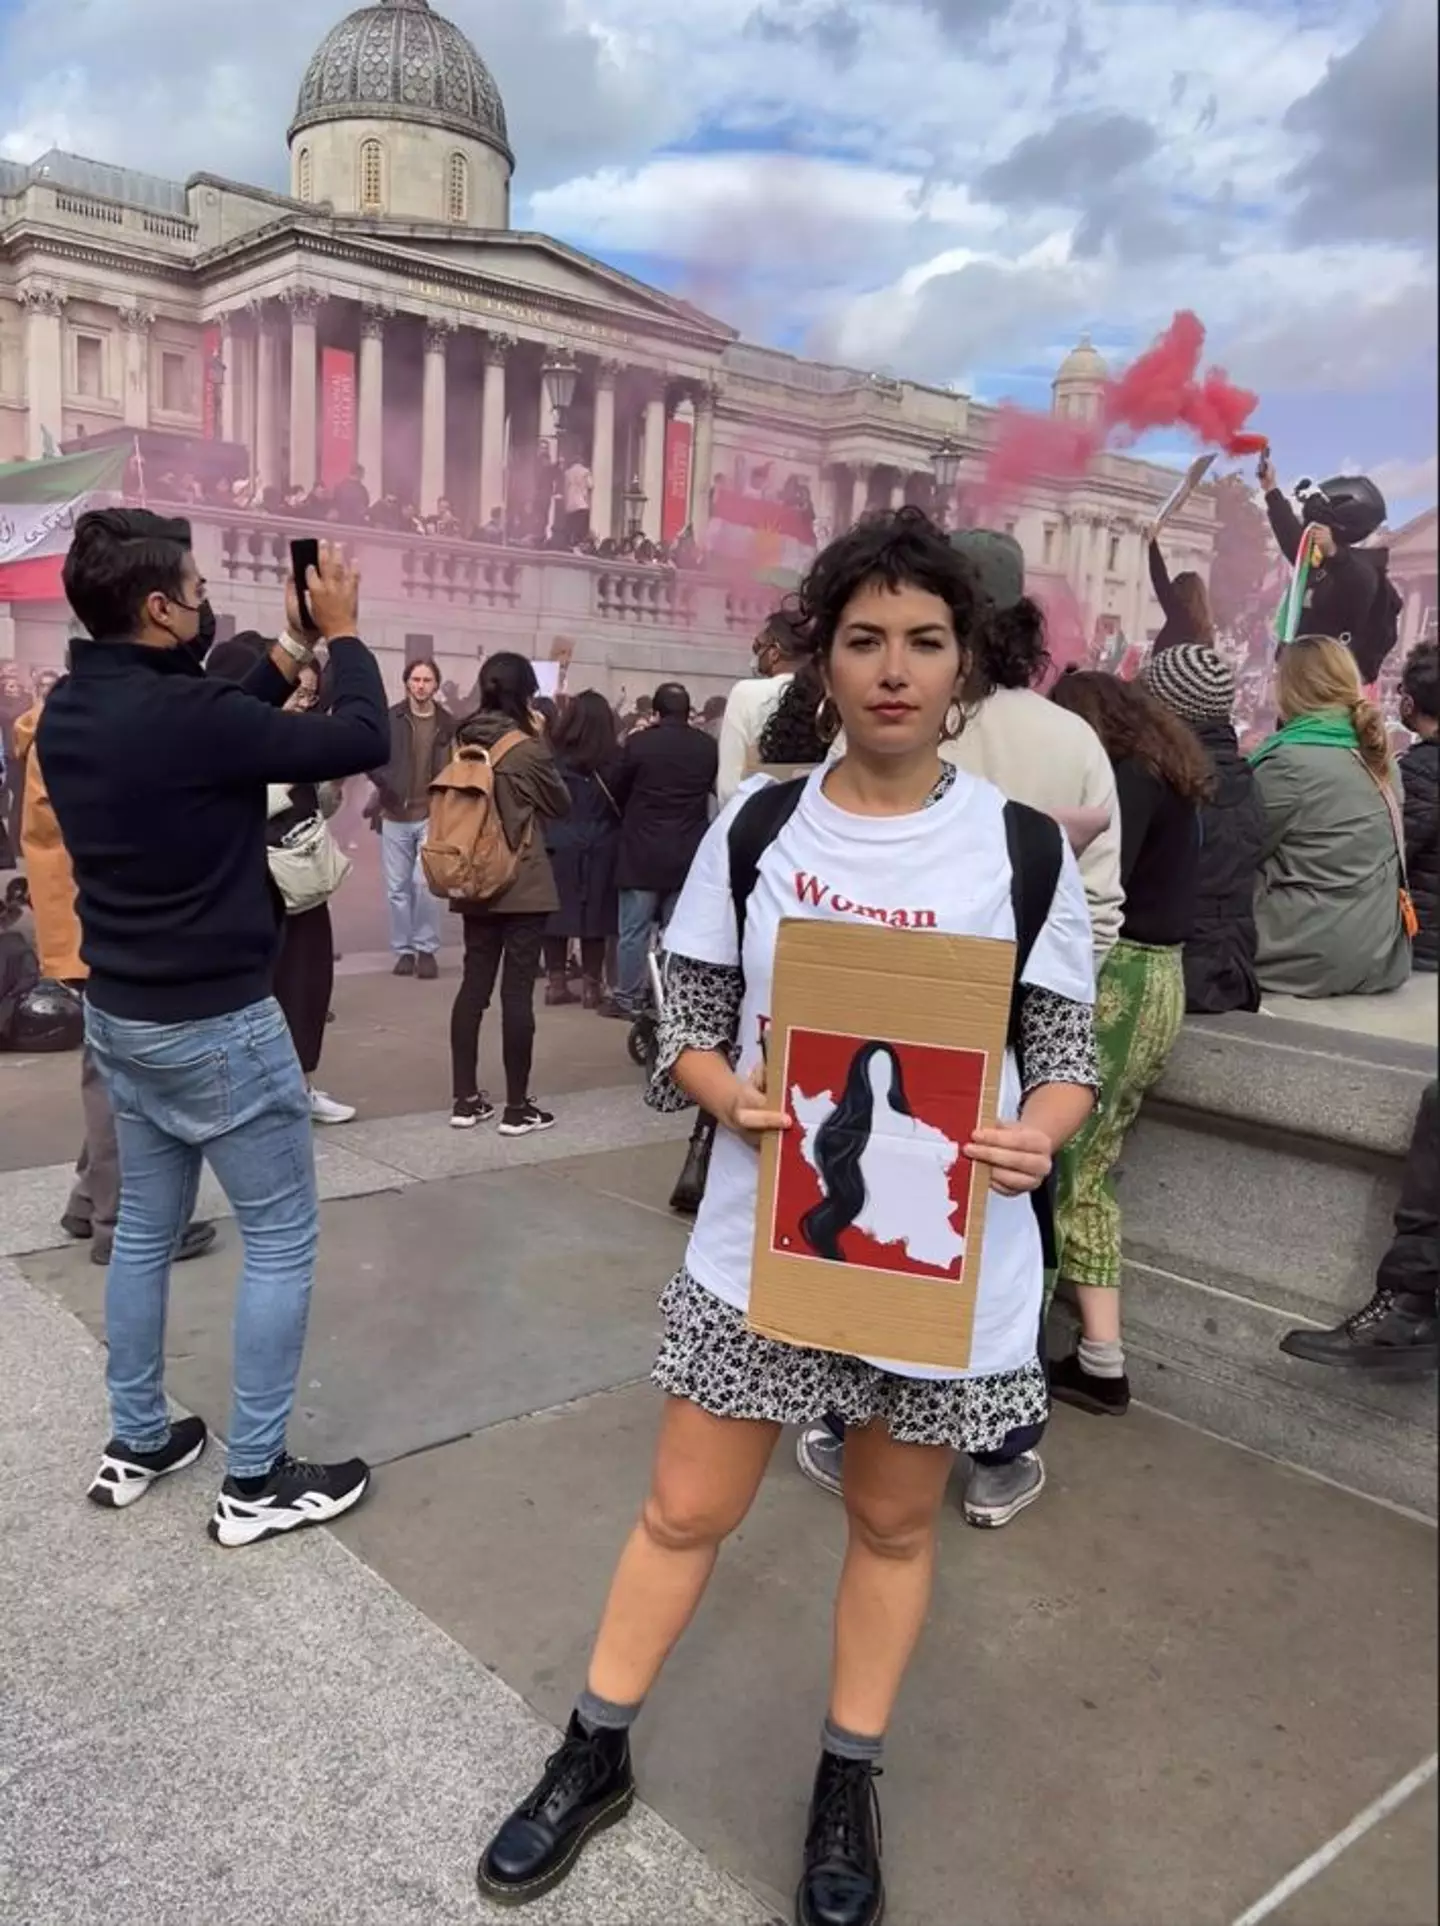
left=822, top=1716, right=884, bottom=1764
left=575, top=1689, right=643, bottom=1735
left=1078, top=1337, right=1126, bottom=1380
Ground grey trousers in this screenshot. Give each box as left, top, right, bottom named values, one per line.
left=66, top=1046, right=120, bottom=1239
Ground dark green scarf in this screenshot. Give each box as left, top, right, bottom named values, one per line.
left=1249, top=708, right=1358, bottom=768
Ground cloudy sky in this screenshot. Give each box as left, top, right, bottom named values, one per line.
left=1, top=0, right=1435, bottom=515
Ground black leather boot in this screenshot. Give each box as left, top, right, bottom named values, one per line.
left=669, top=1115, right=716, bottom=1217
left=796, top=1751, right=884, bottom=1926
left=477, top=1712, right=635, bottom=1906
left=1280, top=1289, right=1437, bottom=1372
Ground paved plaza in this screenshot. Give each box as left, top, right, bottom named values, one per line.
left=2, top=949, right=1436, bottom=1926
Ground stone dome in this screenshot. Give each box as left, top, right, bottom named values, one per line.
left=290, top=0, right=511, bottom=162
left=1055, top=334, right=1109, bottom=383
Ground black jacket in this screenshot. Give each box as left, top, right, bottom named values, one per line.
left=1147, top=540, right=1205, bottom=653
left=39, top=636, right=389, bottom=1022
left=369, top=701, right=458, bottom=819
left=611, top=717, right=718, bottom=894
left=1265, top=491, right=1400, bottom=681
left=1183, top=720, right=1266, bottom=1013
left=1400, top=737, right=1439, bottom=972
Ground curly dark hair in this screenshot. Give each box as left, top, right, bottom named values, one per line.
left=797, top=506, right=983, bottom=665
left=1401, top=640, right=1439, bottom=723
left=1050, top=670, right=1214, bottom=802
left=968, top=595, right=1052, bottom=696
left=757, top=659, right=828, bottom=765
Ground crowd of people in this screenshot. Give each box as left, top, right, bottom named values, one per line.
left=142, top=454, right=708, bottom=571
left=0, top=476, right=1435, bottom=1926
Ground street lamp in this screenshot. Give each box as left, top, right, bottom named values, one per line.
left=542, top=351, right=579, bottom=456
left=932, top=437, right=963, bottom=527
left=622, top=477, right=647, bottom=540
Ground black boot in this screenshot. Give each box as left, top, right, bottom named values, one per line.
left=477, top=1712, right=635, bottom=1906
left=1280, top=1289, right=1438, bottom=1373
left=669, top=1115, right=716, bottom=1217
left=796, top=1751, right=884, bottom=1926
left=1048, top=1349, right=1130, bottom=1415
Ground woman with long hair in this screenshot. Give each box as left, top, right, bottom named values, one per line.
left=476, top=510, right=1099, bottom=1925
left=1249, top=635, right=1412, bottom=999
left=542, top=689, right=622, bottom=1010
left=1145, top=524, right=1216, bottom=652
left=1046, top=669, right=1211, bottom=1416
left=448, top=651, right=571, bottom=1135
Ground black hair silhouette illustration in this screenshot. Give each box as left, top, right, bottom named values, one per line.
left=799, top=1041, right=912, bottom=1263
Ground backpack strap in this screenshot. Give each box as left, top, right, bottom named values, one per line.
left=726, top=777, right=808, bottom=962
left=1002, top=799, right=1065, bottom=1273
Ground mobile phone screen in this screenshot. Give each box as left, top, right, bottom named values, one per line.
left=290, top=538, right=320, bottom=634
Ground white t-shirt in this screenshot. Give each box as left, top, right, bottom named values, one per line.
left=564, top=463, right=593, bottom=513
left=664, top=766, right=1096, bottom=1381
left=716, top=674, right=793, bottom=807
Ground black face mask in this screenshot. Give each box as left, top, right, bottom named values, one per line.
left=185, top=599, right=218, bottom=663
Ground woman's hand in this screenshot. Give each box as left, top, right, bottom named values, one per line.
left=1258, top=452, right=1277, bottom=493
left=719, top=1062, right=791, bottom=1149
left=964, top=1122, right=1053, bottom=1196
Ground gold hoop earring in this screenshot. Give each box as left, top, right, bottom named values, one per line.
left=815, top=695, right=840, bottom=744
left=942, top=700, right=965, bottom=743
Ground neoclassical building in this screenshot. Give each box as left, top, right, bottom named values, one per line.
left=0, top=0, right=1215, bottom=695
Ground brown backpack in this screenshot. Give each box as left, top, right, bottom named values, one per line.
left=421, top=730, right=530, bottom=904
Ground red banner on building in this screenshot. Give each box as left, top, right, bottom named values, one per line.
left=201, top=325, right=223, bottom=441
left=662, top=416, right=693, bottom=544
left=320, top=347, right=357, bottom=487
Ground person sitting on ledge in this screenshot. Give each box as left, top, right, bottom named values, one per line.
left=1280, top=1081, right=1437, bottom=1374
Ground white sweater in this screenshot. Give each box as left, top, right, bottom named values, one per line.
left=942, top=688, right=1123, bottom=964
left=717, top=674, right=793, bottom=807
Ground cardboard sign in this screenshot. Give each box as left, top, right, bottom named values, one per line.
left=750, top=920, right=1014, bottom=1371
left=1152, top=454, right=1215, bottom=537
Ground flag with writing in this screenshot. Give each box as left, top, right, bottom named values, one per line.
left=0, top=446, right=130, bottom=605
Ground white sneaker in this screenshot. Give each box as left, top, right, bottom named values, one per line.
left=309, top=1088, right=357, bottom=1126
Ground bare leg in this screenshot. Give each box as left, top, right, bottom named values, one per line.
left=830, top=1421, right=955, bottom=1736
left=1073, top=1281, right=1121, bottom=1344
left=586, top=1397, right=780, bottom=1704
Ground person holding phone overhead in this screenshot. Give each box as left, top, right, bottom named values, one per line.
left=39, top=515, right=390, bottom=1548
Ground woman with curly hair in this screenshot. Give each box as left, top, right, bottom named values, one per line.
left=476, top=510, right=1100, bottom=1926
left=1046, top=670, right=1211, bottom=1415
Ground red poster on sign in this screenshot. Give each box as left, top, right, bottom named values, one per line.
left=662, top=416, right=693, bottom=543
left=320, top=347, right=357, bottom=487
left=201, top=325, right=222, bottom=441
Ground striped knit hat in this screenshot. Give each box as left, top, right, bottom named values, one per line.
left=1143, top=643, right=1236, bottom=724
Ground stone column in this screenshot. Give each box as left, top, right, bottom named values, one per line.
left=253, top=307, right=282, bottom=493
left=116, top=304, right=154, bottom=434
left=283, top=288, right=322, bottom=493
left=591, top=359, right=619, bottom=541
left=358, top=307, right=388, bottom=498
left=889, top=472, right=908, bottom=511
left=218, top=314, right=239, bottom=445
left=641, top=385, right=667, bottom=542
left=815, top=464, right=838, bottom=546
left=1404, top=586, right=1424, bottom=652
left=690, top=383, right=718, bottom=541
left=420, top=318, right=455, bottom=517
left=1131, top=524, right=1152, bottom=644
left=19, top=285, right=65, bottom=459
left=850, top=461, right=873, bottom=520
left=478, top=331, right=514, bottom=527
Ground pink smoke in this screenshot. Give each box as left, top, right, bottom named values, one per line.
left=971, top=310, right=1266, bottom=518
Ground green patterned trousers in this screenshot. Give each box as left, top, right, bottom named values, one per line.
left=1055, top=938, right=1186, bottom=1291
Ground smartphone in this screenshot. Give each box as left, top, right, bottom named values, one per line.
left=290, top=537, right=320, bottom=635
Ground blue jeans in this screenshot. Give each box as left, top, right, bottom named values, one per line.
left=85, top=997, right=320, bottom=1480
left=381, top=817, right=440, bottom=957
left=617, top=888, right=680, bottom=1008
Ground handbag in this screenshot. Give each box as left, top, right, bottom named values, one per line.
left=1350, top=752, right=1420, bottom=941
left=266, top=786, right=352, bottom=917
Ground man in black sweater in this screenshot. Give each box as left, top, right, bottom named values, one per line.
left=40, top=510, right=390, bottom=1548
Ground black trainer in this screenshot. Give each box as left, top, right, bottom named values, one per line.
left=797, top=1751, right=885, bottom=1926
left=477, top=1712, right=635, bottom=1907
left=1049, top=1349, right=1131, bottom=1416
left=87, top=1414, right=208, bottom=1511
left=498, top=1101, right=555, bottom=1139
left=1280, top=1288, right=1438, bottom=1373
left=451, top=1094, right=496, bottom=1130
left=207, top=1452, right=371, bottom=1549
